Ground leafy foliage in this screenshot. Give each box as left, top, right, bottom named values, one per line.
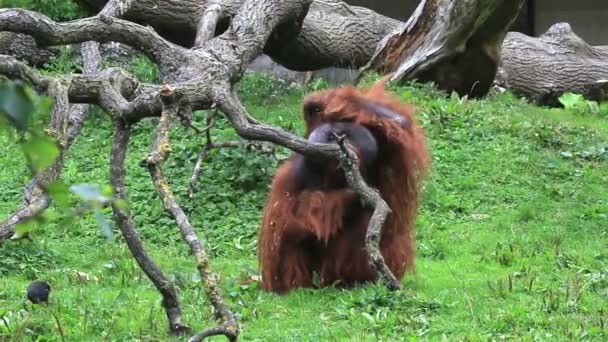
left=0, top=79, right=58, bottom=173
left=0, top=79, right=126, bottom=241
left=558, top=91, right=608, bottom=118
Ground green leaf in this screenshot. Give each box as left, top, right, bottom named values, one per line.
left=0, top=81, right=35, bottom=131
left=94, top=208, right=114, bottom=242
left=21, top=134, right=60, bottom=173
left=46, top=181, right=71, bottom=207
left=70, top=183, right=110, bottom=203
left=113, top=198, right=129, bottom=210
left=558, top=92, right=584, bottom=109
left=101, top=184, right=115, bottom=198
left=14, top=219, right=38, bottom=236
left=191, top=272, right=202, bottom=283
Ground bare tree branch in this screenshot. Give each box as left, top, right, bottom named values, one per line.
left=141, top=86, right=238, bottom=341
left=0, top=54, right=50, bottom=90
left=77, top=0, right=400, bottom=71
left=0, top=1, right=413, bottom=338
left=194, top=2, right=222, bottom=48
left=99, top=0, right=134, bottom=17
left=187, top=110, right=277, bottom=197
left=0, top=41, right=100, bottom=239
left=0, top=9, right=176, bottom=63
left=213, top=88, right=338, bottom=157
left=336, top=137, right=400, bottom=290
left=188, top=323, right=238, bottom=342
left=109, top=119, right=191, bottom=335
left=0, top=32, right=58, bottom=67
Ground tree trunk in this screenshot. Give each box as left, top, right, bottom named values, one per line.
left=496, top=22, right=608, bottom=106
left=77, top=0, right=400, bottom=71
left=362, top=0, right=525, bottom=98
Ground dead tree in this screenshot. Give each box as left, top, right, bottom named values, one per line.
left=496, top=22, right=608, bottom=106
left=362, top=0, right=526, bottom=98
left=0, top=0, right=525, bottom=340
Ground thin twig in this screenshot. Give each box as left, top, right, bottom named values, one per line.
left=102, top=317, right=118, bottom=342
left=188, top=140, right=239, bottom=198
left=51, top=312, right=67, bottom=342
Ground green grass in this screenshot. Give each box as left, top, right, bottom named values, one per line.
left=1, top=72, right=607, bottom=341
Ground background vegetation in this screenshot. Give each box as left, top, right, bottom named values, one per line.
left=1, top=1, right=607, bottom=341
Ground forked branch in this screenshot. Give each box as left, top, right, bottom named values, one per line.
left=336, top=137, right=400, bottom=290
left=0, top=1, right=407, bottom=340
left=110, top=120, right=190, bottom=335
left=0, top=8, right=174, bottom=63
left=142, top=86, right=238, bottom=341
left=188, top=110, right=277, bottom=197
left=0, top=42, right=100, bottom=240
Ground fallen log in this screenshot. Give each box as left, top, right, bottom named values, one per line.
left=496, top=22, right=608, bottom=106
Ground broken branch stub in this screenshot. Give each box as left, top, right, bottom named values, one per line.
left=362, top=0, right=525, bottom=98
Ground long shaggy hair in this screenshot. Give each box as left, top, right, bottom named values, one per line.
left=258, top=81, right=430, bottom=293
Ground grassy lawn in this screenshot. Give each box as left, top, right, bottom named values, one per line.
left=1, top=73, right=607, bottom=341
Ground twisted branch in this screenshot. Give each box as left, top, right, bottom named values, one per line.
left=0, top=9, right=175, bottom=63
left=109, top=119, right=191, bottom=335
left=142, top=86, right=238, bottom=341
left=336, top=136, right=400, bottom=290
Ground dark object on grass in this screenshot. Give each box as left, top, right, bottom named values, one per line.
left=26, top=280, right=51, bottom=304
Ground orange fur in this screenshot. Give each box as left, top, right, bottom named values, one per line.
left=258, top=80, right=430, bottom=293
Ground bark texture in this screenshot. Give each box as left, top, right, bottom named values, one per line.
left=362, top=0, right=525, bottom=98
left=74, top=0, right=402, bottom=70
left=0, top=32, right=58, bottom=66
left=110, top=120, right=190, bottom=335
left=497, top=22, right=608, bottom=106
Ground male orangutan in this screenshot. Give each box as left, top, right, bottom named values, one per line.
left=258, top=80, right=430, bottom=293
